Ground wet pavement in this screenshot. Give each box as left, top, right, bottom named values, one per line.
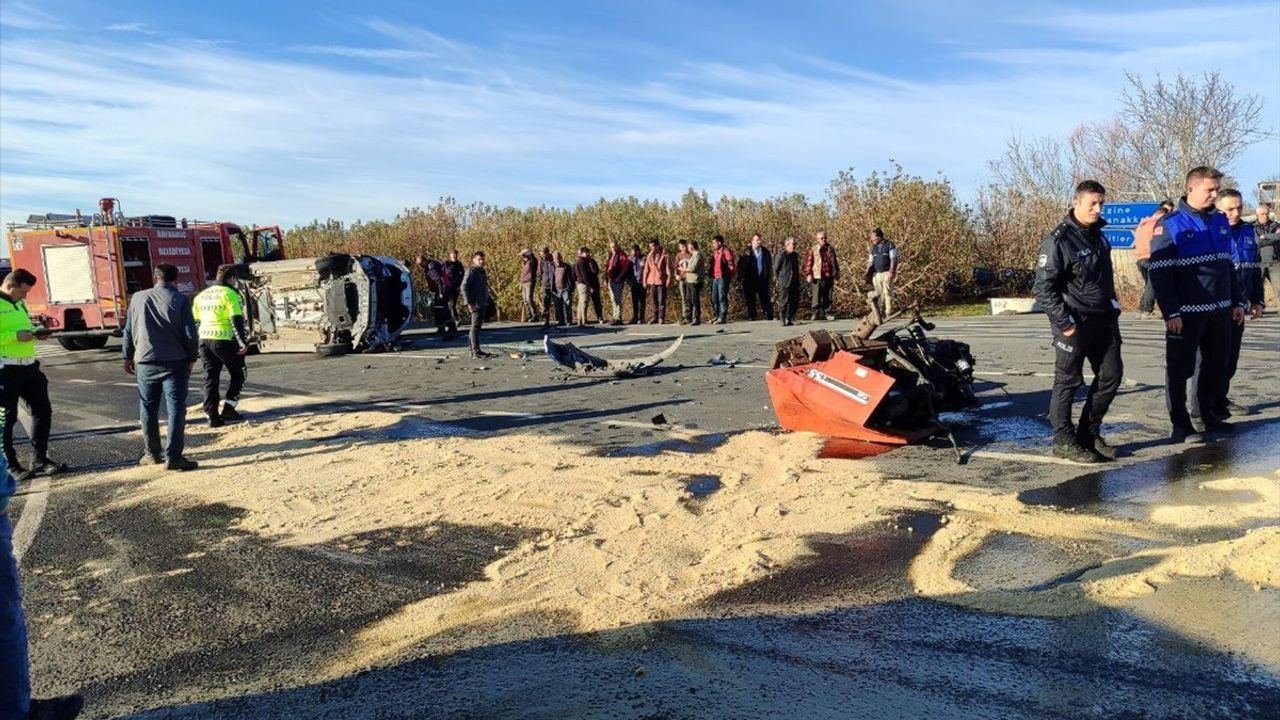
left=1019, top=420, right=1280, bottom=520
left=8, top=314, right=1280, bottom=719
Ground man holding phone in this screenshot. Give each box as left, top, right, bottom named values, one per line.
left=0, top=269, right=67, bottom=479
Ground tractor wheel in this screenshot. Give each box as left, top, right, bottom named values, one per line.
left=314, top=254, right=353, bottom=278
left=315, top=342, right=353, bottom=358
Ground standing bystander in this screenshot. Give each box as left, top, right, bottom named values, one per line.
left=122, top=264, right=199, bottom=471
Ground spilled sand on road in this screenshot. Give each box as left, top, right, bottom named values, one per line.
left=90, top=399, right=1280, bottom=677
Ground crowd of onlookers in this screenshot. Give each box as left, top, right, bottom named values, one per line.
left=412, top=229, right=900, bottom=340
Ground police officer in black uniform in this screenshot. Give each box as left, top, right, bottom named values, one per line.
left=1149, top=166, right=1245, bottom=444
left=1032, top=180, right=1123, bottom=464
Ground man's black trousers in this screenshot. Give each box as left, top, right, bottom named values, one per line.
left=1188, top=314, right=1244, bottom=419
left=200, top=340, right=246, bottom=417
left=0, top=364, right=52, bottom=465
left=1165, top=311, right=1231, bottom=429
left=779, top=283, right=800, bottom=324
left=1049, top=313, right=1123, bottom=443
left=743, top=279, right=773, bottom=320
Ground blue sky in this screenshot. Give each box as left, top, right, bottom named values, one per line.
left=1, top=0, right=1277, bottom=231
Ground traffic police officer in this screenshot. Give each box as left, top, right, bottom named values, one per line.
left=193, top=265, right=250, bottom=428
left=1032, top=180, right=1123, bottom=464
left=1149, top=166, right=1246, bottom=444
left=0, top=269, right=67, bottom=478
left=1190, top=188, right=1265, bottom=419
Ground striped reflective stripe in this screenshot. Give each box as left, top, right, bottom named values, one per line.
left=1177, top=299, right=1234, bottom=314
left=1148, top=252, right=1233, bottom=270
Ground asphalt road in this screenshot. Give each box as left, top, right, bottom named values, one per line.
left=7, top=312, right=1280, bottom=719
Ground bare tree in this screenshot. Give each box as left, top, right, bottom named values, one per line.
left=1071, top=72, right=1271, bottom=201
left=988, top=134, right=1078, bottom=202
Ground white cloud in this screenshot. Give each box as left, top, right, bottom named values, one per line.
left=0, top=2, right=64, bottom=30
left=104, top=22, right=154, bottom=34
left=2, top=5, right=1277, bottom=232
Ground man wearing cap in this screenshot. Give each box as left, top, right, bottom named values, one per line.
left=0, top=269, right=67, bottom=479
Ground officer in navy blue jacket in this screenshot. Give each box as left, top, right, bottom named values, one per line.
left=1189, top=188, right=1265, bottom=420
left=1032, top=180, right=1123, bottom=464
left=1148, top=166, right=1246, bottom=444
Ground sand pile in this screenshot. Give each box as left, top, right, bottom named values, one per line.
left=92, top=400, right=1280, bottom=676
left=101, top=402, right=933, bottom=672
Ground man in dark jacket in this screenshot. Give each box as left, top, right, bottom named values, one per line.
left=628, top=244, right=646, bottom=324
left=122, top=263, right=200, bottom=471
left=1149, top=166, right=1246, bottom=444
left=774, top=237, right=801, bottom=326
left=518, top=248, right=539, bottom=322
left=461, top=252, right=494, bottom=358
left=574, top=247, right=604, bottom=325
left=552, top=251, right=574, bottom=327
left=738, top=234, right=774, bottom=321
left=538, top=247, right=556, bottom=330
left=1255, top=203, right=1280, bottom=306
left=1032, top=180, right=1123, bottom=464
left=865, top=228, right=898, bottom=317
left=443, top=249, right=465, bottom=322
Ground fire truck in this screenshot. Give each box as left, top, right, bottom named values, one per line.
left=5, top=198, right=284, bottom=350
left=6, top=197, right=415, bottom=357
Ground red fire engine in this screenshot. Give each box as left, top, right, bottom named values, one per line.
left=5, top=198, right=284, bottom=350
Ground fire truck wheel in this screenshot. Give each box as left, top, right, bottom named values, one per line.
left=57, top=338, right=82, bottom=351
left=75, top=337, right=109, bottom=350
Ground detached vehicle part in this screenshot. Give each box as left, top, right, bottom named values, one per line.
left=545, top=335, right=683, bottom=377
left=243, top=253, right=414, bottom=356
left=767, top=310, right=975, bottom=456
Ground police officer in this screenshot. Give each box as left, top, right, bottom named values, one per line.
left=865, top=228, right=898, bottom=316
left=1032, top=180, right=1123, bottom=464
left=193, top=265, right=250, bottom=428
left=1189, top=189, right=1265, bottom=419
left=0, top=269, right=67, bottom=478
left=1149, top=166, right=1246, bottom=444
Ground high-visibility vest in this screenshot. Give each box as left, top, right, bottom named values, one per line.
left=0, top=296, right=36, bottom=361
left=193, top=285, right=244, bottom=341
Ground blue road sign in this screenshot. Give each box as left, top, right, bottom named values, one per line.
left=1101, top=202, right=1161, bottom=228
left=1103, top=228, right=1135, bottom=249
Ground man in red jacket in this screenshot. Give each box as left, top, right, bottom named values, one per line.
left=709, top=235, right=736, bottom=324
left=804, top=231, right=840, bottom=321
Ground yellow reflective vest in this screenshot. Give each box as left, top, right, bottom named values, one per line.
left=193, top=285, right=244, bottom=341
left=0, top=295, right=36, bottom=361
